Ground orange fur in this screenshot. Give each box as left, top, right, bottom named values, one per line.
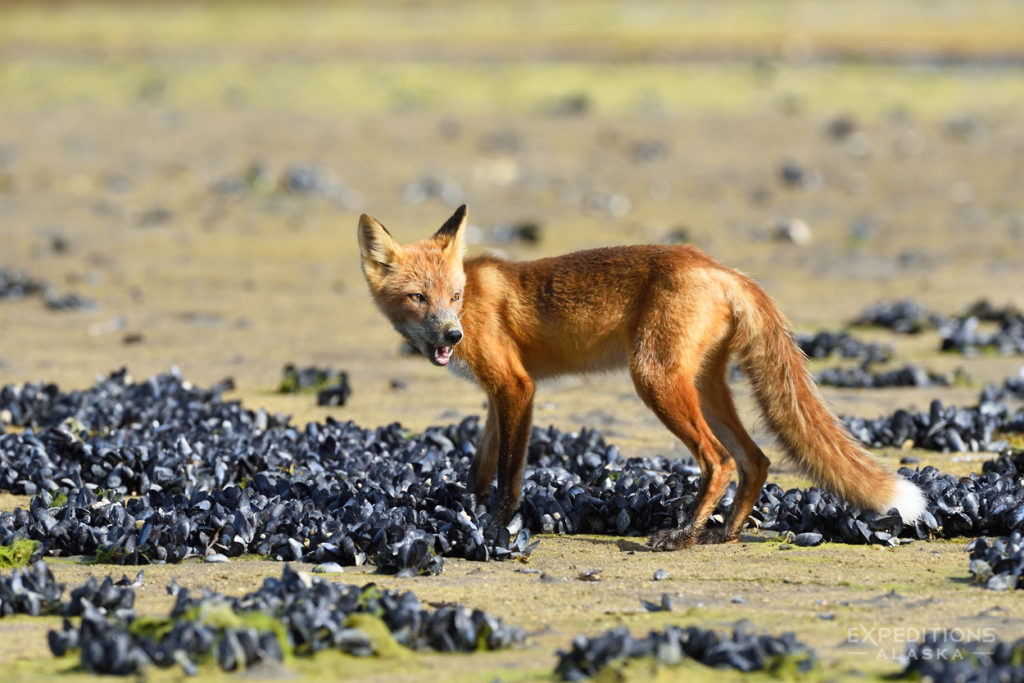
left=358, top=206, right=924, bottom=550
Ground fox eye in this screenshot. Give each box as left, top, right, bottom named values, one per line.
left=407, top=293, right=425, bottom=303
left=451, top=292, right=461, bottom=302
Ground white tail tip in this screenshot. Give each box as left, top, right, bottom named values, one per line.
left=885, top=478, right=927, bottom=524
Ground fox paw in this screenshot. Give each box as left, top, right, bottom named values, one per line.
left=492, top=507, right=516, bottom=528
left=698, top=528, right=739, bottom=545
left=647, top=529, right=698, bottom=551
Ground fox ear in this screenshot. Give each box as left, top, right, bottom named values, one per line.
left=358, top=214, right=400, bottom=273
left=433, top=204, right=467, bottom=258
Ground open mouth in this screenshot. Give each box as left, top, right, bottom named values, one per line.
left=431, top=345, right=454, bottom=366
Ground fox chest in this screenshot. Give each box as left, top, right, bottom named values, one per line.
left=446, top=354, right=479, bottom=383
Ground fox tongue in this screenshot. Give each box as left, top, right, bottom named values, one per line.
left=432, top=345, right=453, bottom=366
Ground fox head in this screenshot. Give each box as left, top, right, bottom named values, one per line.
left=358, top=205, right=467, bottom=367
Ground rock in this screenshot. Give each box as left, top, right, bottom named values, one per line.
left=44, top=564, right=524, bottom=674
left=793, top=533, right=824, bottom=547
left=773, top=218, right=812, bottom=246
left=554, top=622, right=816, bottom=680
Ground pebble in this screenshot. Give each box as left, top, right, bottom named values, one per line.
left=773, top=217, right=812, bottom=246
left=903, top=633, right=1024, bottom=682
left=850, top=297, right=1024, bottom=355
left=277, top=163, right=361, bottom=208
left=850, top=298, right=941, bottom=334
left=0, top=366, right=1020, bottom=581
left=793, top=533, right=824, bottom=547
left=0, top=268, right=48, bottom=300
left=795, top=331, right=891, bottom=364
left=841, top=396, right=1021, bottom=453
left=555, top=622, right=816, bottom=680
left=968, top=532, right=1024, bottom=591
left=816, top=363, right=949, bottom=389
left=279, top=364, right=351, bottom=407
left=41, top=564, right=524, bottom=675
left=0, top=560, right=63, bottom=617
left=0, top=268, right=95, bottom=312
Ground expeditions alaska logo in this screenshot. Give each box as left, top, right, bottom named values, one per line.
left=847, top=626, right=997, bottom=661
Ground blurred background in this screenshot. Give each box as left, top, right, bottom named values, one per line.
left=1, top=0, right=1022, bottom=444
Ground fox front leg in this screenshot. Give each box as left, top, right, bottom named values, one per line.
left=489, top=378, right=535, bottom=527
left=468, top=400, right=499, bottom=500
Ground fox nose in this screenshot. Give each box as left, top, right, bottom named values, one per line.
left=444, top=328, right=463, bottom=345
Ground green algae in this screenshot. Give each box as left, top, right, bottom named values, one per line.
left=343, top=613, right=410, bottom=658
left=0, top=539, right=39, bottom=568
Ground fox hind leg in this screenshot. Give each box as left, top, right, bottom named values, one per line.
left=631, top=361, right=736, bottom=551
left=697, top=355, right=770, bottom=543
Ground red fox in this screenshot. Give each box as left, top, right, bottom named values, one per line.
left=357, top=205, right=925, bottom=550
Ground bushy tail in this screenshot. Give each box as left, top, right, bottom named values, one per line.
left=729, top=277, right=926, bottom=523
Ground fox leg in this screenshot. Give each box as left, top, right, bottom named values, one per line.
left=487, top=373, right=535, bottom=527
left=697, top=358, right=770, bottom=543
left=468, top=400, right=499, bottom=500
left=632, top=362, right=736, bottom=551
